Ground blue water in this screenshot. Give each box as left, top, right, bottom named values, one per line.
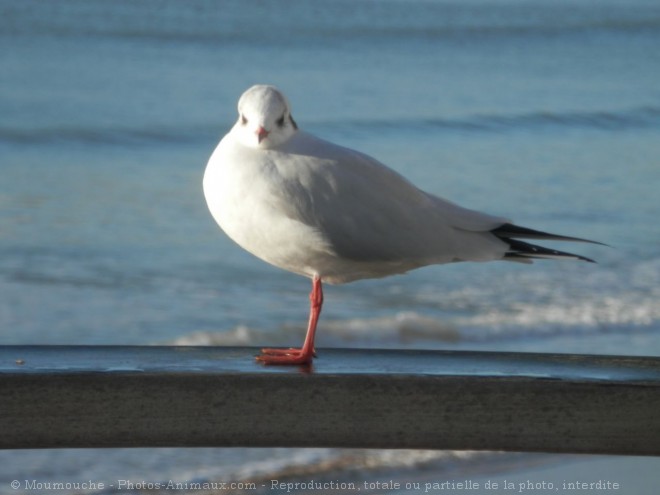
left=2, top=0, right=660, bottom=492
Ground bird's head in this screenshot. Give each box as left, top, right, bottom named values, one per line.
left=233, top=85, right=298, bottom=149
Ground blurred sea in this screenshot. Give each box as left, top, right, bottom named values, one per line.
left=1, top=0, right=660, bottom=493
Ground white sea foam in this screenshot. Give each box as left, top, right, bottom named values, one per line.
left=172, top=289, right=659, bottom=350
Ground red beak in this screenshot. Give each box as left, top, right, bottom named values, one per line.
left=256, top=126, right=269, bottom=143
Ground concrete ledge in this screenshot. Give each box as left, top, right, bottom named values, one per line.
left=1, top=346, right=659, bottom=454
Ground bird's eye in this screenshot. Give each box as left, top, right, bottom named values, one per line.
left=240, top=114, right=248, bottom=125
left=276, top=115, right=285, bottom=127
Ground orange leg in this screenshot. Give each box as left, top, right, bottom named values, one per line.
left=256, top=275, right=323, bottom=365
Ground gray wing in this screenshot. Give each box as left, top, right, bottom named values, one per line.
left=275, top=132, right=510, bottom=265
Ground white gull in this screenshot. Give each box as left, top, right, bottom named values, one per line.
left=203, top=84, right=600, bottom=365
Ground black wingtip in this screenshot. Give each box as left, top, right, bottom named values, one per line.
left=492, top=223, right=608, bottom=247
left=493, top=223, right=604, bottom=263
left=503, top=250, right=597, bottom=264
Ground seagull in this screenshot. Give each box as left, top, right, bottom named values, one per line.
left=203, top=84, right=601, bottom=365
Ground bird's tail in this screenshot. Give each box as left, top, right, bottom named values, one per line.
left=491, top=223, right=605, bottom=263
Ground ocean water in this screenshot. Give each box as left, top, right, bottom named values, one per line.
left=1, top=0, right=660, bottom=492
